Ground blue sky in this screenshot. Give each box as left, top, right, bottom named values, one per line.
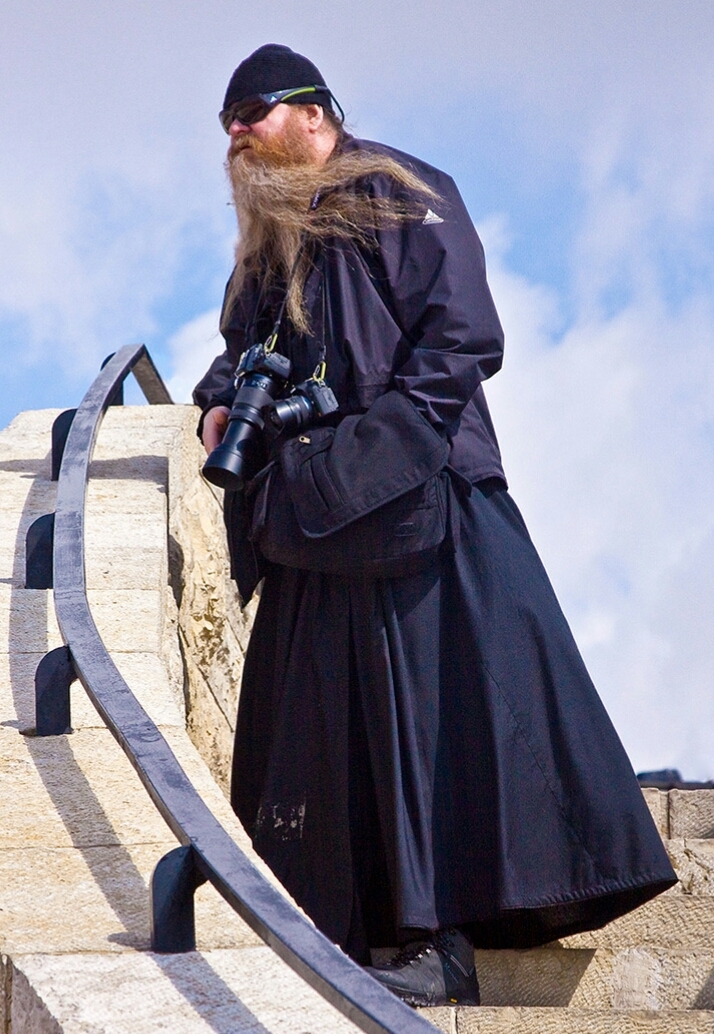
left=3, top=0, right=714, bottom=776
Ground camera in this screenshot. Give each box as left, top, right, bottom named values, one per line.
left=268, top=377, right=339, bottom=435
left=202, top=340, right=292, bottom=490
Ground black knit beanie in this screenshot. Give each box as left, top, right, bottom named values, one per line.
left=223, top=44, right=333, bottom=113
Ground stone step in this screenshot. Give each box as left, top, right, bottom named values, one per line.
left=643, top=787, right=714, bottom=840
left=1, top=585, right=168, bottom=654
left=4, top=949, right=361, bottom=1034
left=473, top=945, right=714, bottom=1009
left=0, top=651, right=184, bottom=731
left=421, top=1007, right=714, bottom=1033
left=563, top=893, right=714, bottom=949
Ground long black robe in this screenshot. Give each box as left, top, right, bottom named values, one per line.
left=194, top=137, right=676, bottom=962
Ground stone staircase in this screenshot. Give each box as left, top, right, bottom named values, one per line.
left=1, top=402, right=713, bottom=1033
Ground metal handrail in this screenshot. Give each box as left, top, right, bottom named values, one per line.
left=51, top=344, right=437, bottom=1034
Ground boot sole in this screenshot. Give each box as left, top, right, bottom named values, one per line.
left=393, top=989, right=481, bottom=1008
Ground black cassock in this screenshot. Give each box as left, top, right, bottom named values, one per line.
left=194, top=137, right=676, bottom=963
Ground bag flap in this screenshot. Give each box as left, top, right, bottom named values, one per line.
left=279, top=391, right=449, bottom=537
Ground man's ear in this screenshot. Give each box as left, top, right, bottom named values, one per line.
left=303, top=103, right=326, bottom=131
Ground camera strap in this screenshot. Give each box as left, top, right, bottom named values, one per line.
left=260, top=241, right=330, bottom=388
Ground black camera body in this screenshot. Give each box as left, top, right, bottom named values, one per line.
left=269, top=378, right=339, bottom=435
left=202, top=338, right=340, bottom=491
left=202, top=341, right=292, bottom=490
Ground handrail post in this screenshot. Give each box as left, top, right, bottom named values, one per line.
left=35, top=646, right=75, bottom=736
left=51, top=409, right=78, bottom=481
left=150, top=846, right=207, bottom=952
left=26, top=513, right=55, bottom=589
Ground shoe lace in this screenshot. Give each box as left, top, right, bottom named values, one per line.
left=386, top=939, right=434, bottom=968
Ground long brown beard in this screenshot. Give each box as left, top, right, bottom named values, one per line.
left=223, top=115, right=441, bottom=334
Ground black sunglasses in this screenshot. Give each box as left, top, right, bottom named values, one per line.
left=219, top=85, right=344, bottom=133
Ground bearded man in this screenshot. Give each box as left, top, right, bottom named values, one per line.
left=194, top=44, right=676, bottom=1008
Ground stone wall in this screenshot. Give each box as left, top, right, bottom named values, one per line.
left=166, top=406, right=257, bottom=796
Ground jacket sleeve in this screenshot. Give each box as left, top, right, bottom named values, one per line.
left=371, top=171, right=504, bottom=433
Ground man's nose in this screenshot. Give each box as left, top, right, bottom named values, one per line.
left=229, top=119, right=250, bottom=137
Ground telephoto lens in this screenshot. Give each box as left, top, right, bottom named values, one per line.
left=202, top=344, right=292, bottom=490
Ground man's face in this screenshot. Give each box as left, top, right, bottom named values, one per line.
left=227, top=103, right=314, bottom=165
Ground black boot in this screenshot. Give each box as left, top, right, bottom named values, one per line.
left=364, top=927, right=480, bottom=1007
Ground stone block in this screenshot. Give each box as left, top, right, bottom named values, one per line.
left=183, top=648, right=235, bottom=797
left=0, top=587, right=63, bottom=654
left=0, top=727, right=178, bottom=849
left=0, top=651, right=184, bottom=731
left=641, top=788, right=669, bottom=839
left=454, top=1007, right=714, bottom=1033
left=11, top=948, right=365, bottom=1033
left=0, top=410, right=60, bottom=465
left=666, top=840, right=714, bottom=896
left=84, top=546, right=166, bottom=592
left=0, top=843, right=261, bottom=955
left=87, top=589, right=165, bottom=652
left=85, top=477, right=167, bottom=513
left=0, top=587, right=165, bottom=655
left=0, top=476, right=55, bottom=516
left=564, top=894, right=714, bottom=949
left=474, top=946, right=714, bottom=1010
left=670, top=791, right=714, bottom=839
left=168, top=434, right=257, bottom=789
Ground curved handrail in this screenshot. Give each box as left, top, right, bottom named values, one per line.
left=52, top=344, right=437, bottom=1034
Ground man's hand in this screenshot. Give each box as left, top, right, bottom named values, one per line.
left=202, top=406, right=230, bottom=454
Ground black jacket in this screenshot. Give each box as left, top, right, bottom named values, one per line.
left=193, top=137, right=506, bottom=487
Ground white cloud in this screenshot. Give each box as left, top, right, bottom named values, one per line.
left=482, top=199, right=714, bottom=779
left=166, top=308, right=223, bottom=404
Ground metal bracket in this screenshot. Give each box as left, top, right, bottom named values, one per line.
left=150, top=845, right=208, bottom=952
left=35, top=646, right=75, bottom=735
left=51, top=409, right=78, bottom=481
left=25, top=513, right=55, bottom=589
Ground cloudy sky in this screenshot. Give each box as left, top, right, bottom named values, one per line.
left=3, top=0, right=714, bottom=777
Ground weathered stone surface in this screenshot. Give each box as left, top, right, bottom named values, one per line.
left=0, top=727, right=177, bottom=849
left=0, top=844, right=262, bottom=954
left=564, top=895, right=714, bottom=948
left=8, top=961, right=64, bottom=1034
left=84, top=546, right=166, bottom=591
left=642, top=789, right=669, bottom=839
left=474, top=946, right=714, bottom=1009
left=85, top=477, right=167, bottom=513
left=454, top=1007, right=714, bottom=1033
left=11, top=949, right=364, bottom=1033
left=670, top=791, right=714, bottom=839
left=0, top=586, right=166, bottom=654
left=0, top=586, right=62, bottom=653
left=0, top=409, right=60, bottom=464
left=0, top=651, right=184, bottom=731
left=183, top=652, right=237, bottom=796
left=0, top=476, right=55, bottom=515
left=666, top=840, right=714, bottom=896
left=165, top=408, right=257, bottom=796
left=0, top=954, right=7, bottom=1032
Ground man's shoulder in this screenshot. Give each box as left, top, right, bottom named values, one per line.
left=342, top=135, right=457, bottom=193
